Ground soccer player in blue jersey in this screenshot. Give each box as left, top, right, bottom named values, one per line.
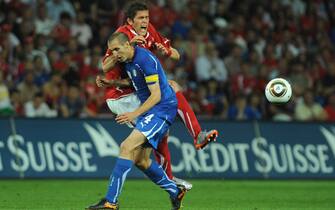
left=86, top=32, right=187, bottom=210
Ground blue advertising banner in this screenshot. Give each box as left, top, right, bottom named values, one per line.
left=0, top=118, right=334, bottom=179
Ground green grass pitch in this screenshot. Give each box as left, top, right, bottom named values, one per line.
left=0, top=179, right=334, bottom=210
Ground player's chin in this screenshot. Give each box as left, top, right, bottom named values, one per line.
left=139, top=28, right=147, bottom=36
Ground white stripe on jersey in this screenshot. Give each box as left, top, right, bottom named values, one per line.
left=148, top=54, right=158, bottom=72
left=142, top=123, right=158, bottom=137
left=129, top=29, right=150, bottom=39
left=147, top=120, right=166, bottom=140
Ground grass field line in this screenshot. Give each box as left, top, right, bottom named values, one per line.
left=0, top=179, right=334, bottom=210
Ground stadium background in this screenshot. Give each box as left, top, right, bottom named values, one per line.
left=0, top=0, right=335, bottom=209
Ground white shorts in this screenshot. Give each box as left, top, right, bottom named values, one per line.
left=106, top=94, right=141, bottom=127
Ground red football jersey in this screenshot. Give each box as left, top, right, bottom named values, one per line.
left=102, top=23, right=171, bottom=100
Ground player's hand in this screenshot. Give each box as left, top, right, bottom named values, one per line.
left=96, top=75, right=105, bottom=87
left=130, top=35, right=147, bottom=45
left=116, top=112, right=137, bottom=124
left=96, top=75, right=114, bottom=87
left=155, top=43, right=171, bottom=56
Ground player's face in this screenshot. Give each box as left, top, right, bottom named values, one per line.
left=108, top=39, right=132, bottom=62
left=127, top=10, right=149, bottom=36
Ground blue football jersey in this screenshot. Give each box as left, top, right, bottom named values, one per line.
left=124, top=46, right=177, bottom=123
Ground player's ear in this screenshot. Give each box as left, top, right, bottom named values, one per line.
left=123, top=41, right=130, bottom=48
left=127, top=18, right=133, bottom=25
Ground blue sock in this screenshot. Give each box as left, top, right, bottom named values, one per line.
left=143, top=161, right=179, bottom=199
left=105, top=158, right=133, bottom=203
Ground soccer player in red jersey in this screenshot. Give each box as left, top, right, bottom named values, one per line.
left=96, top=1, right=219, bottom=190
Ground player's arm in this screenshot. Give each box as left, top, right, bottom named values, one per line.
left=102, top=50, right=118, bottom=73
left=96, top=75, right=131, bottom=88
left=130, top=34, right=180, bottom=60
left=116, top=77, right=161, bottom=124
left=150, top=23, right=180, bottom=60
left=133, top=80, right=161, bottom=117
left=155, top=43, right=180, bottom=60
left=108, top=78, right=131, bottom=87
left=168, top=47, right=180, bottom=60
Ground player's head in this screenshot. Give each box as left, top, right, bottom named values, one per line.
left=108, top=32, right=134, bottom=62
left=125, top=1, right=149, bottom=36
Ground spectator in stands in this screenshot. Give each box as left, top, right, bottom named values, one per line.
left=192, top=84, right=215, bottom=116
left=230, top=62, right=258, bottom=96
left=59, top=85, right=84, bottom=117
left=0, top=71, right=13, bottom=116
left=10, top=89, right=24, bottom=116
left=289, top=62, right=313, bottom=98
left=0, top=24, right=20, bottom=64
left=33, top=55, right=50, bottom=87
left=207, top=79, right=229, bottom=118
left=24, top=92, right=57, bottom=118
left=223, top=44, right=243, bottom=76
left=0, top=48, right=10, bottom=82
left=195, top=42, right=228, bottom=82
left=46, top=0, right=76, bottom=22
left=227, top=94, right=248, bottom=120
left=35, top=3, right=55, bottom=36
left=22, top=36, right=51, bottom=73
left=79, top=52, right=100, bottom=80
left=42, top=72, right=63, bottom=112
left=82, top=76, right=101, bottom=117
left=51, top=12, right=73, bottom=46
left=16, top=6, right=35, bottom=42
left=71, top=11, right=93, bottom=47
left=17, top=70, right=39, bottom=103
left=294, top=89, right=328, bottom=121
left=246, top=93, right=263, bottom=120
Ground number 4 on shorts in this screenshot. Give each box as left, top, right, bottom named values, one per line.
left=144, top=114, right=154, bottom=124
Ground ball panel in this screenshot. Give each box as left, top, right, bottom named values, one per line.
left=265, top=78, right=292, bottom=103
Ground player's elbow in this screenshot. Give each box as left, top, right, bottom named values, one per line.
left=102, top=64, right=111, bottom=73
left=171, top=50, right=180, bottom=60
left=102, top=61, right=116, bottom=73
left=102, top=66, right=108, bottom=73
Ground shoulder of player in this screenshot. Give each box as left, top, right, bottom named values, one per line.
left=134, top=47, right=155, bottom=62
left=116, top=25, right=134, bottom=38
left=132, top=47, right=159, bottom=72
left=147, top=23, right=158, bottom=33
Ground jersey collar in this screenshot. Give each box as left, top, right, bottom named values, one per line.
left=127, top=25, right=150, bottom=39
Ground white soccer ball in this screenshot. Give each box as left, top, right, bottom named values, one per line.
left=265, top=78, right=292, bottom=103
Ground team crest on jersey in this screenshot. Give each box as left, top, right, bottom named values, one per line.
left=132, top=69, right=137, bottom=77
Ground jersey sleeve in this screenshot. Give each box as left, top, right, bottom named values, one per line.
left=116, top=25, right=133, bottom=40
left=148, top=23, right=171, bottom=49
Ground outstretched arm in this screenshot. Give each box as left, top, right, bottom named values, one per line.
left=155, top=43, right=180, bottom=60
left=96, top=75, right=131, bottom=88
left=169, top=47, right=180, bottom=60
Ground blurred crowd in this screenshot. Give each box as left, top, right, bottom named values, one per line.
left=0, top=0, right=335, bottom=121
